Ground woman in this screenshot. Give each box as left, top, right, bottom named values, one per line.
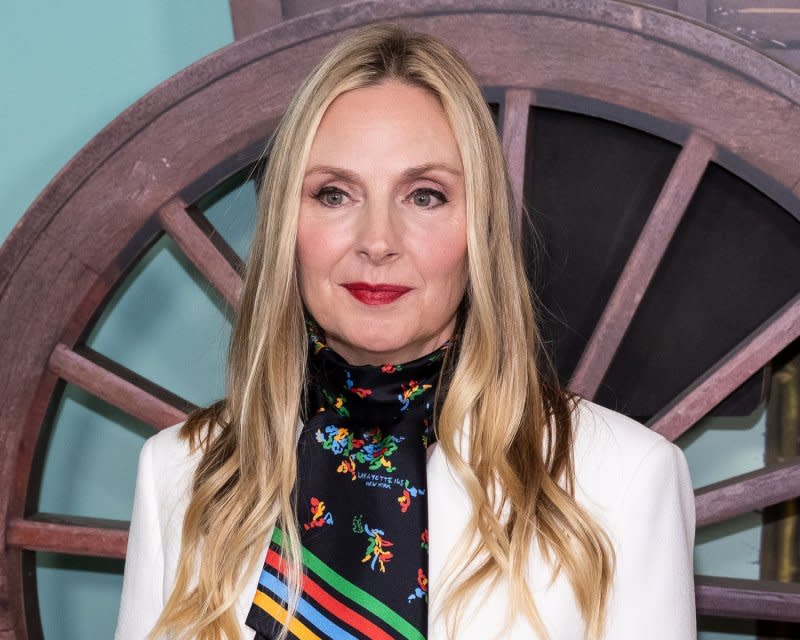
left=115, top=23, right=696, bottom=640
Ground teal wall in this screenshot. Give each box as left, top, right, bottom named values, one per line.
left=1, top=3, right=765, bottom=638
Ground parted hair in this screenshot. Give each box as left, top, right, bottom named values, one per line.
left=148, top=22, right=614, bottom=640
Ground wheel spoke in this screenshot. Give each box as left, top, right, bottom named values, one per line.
left=48, top=343, right=192, bottom=430
left=695, top=575, right=800, bottom=622
left=648, top=292, right=800, bottom=441
left=569, top=132, right=716, bottom=398
left=157, top=198, right=244, bottom=309
left=695, top=459, right=800, bottom=528
left=501, top=88, right=533, bottom=227
left=7, top=514, right=128, bottom=559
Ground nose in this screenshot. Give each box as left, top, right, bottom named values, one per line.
left=355, top=198, right=401, bottom=264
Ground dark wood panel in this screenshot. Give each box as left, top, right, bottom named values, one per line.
left=569, top=133, right=714, bottom=399
left=649, top=293, right=800, bottom=440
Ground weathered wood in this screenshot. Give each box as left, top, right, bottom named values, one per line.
left=710, top=1, right=800, bottom=47
left=678, top=0, right=708, bottom=22
left=569, top=133, right=715, bottom=399
left=282, top=0, right=353, bottom=19
left=501, top=88, right=533, bottom=228
left=0, top=244, right=100, bottom=639
left=47, top=343, right=192, bottom=430
left=157, top=199, right=243, bottom=309
left=6, top=515, right=128, bottom=559
left=229, top=0, right=283, bottom=39
left=696, top=575, right=800, bottom=622
left=769, top=48, right=800, bottom=74
left=695, top=459, right=800, bottom=527
left=649, top=293, right=800, bottom=441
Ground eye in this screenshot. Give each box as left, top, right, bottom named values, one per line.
left=312, top=186, right=349, bottom=207
left=409, top=188, right=448, bottom=209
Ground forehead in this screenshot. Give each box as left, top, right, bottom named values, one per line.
left=307, top=80, right=463, bottom=171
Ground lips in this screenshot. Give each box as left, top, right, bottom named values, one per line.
left=342, top=282, right=412, bottom=305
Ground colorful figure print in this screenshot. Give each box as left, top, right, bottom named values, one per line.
left=307, top=324, right=328, bottom=354
left=420, top=528, right=429, bottom=551
left=303, top=497, right=333, bottom=531
left=421, top=417, right=434, bottom=449
left=398, top=380, right=432, bottom=412
left=398, top=479, right=425, bottom=513
left=322, top=388, right=350, bottom=417
left=315, top=425, right=351, bottom=455
left=407, top=568, right=428, bottom=603
left=316, top=425, right=405, bottom=473
left=359, top=428, right=403, bottom=472
left=345, top=370, right=373, bottom=399
left=337, top=456, right=357, bottom=480
left=381, top=364, right=403, bottom=374
left=352, top=517, right=394, bottom=573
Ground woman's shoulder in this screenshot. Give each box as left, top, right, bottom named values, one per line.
left=141, top=415, right=219, bottom=467
left=143, top=420, right=186, bottom=451
left=571, top=396, right=673, bottom=458
left=136, top=420, right=206, bottom=500
left=569, top=396, right=692, bottom=515
left=142, top=420, right=196, bottom=466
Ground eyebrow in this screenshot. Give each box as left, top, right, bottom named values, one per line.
left=303, top=162, right=463, bottom=181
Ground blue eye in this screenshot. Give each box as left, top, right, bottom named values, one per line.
left=313, top=187, right=348, bottom=207
left=411, top=188, right=448, bottom=208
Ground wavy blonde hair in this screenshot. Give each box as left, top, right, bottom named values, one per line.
left=149, top=22, right=613, bottom=640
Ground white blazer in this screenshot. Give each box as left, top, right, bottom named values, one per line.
left=115, top=397, right=696, bottom=639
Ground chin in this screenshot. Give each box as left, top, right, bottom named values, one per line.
left=333, top=325, right=415, bottom=363
left=350, top=334, right=409, bottom=356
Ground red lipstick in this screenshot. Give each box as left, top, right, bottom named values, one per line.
left=342, top=282, right=412, bottom=305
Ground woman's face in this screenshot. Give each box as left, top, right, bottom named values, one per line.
left=296, top=80, right=468, bottom=365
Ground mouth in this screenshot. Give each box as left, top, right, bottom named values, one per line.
left=341, top=282, right=412, bottom=305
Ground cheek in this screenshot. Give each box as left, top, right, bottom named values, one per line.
left=296, top=224, right=328, bottom=310
left=296, top=215, right=342, bottom=291
left=441, top=248, right=469, bottom=291
left=419, top=225, right=469, bottom=294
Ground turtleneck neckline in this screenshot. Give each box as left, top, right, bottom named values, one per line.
left=303, top=319, right=454, bottom=445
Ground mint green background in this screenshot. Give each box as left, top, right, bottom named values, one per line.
left=0, top=3, right=764, bottom=638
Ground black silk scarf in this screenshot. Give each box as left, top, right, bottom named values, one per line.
left=245, top=323, right=451, bottom=640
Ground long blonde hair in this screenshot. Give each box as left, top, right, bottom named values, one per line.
left=150, top=23, right=613, bottom=640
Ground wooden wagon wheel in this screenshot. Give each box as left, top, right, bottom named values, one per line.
left=2, top=1, right=800, bottom=637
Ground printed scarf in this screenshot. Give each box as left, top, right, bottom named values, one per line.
left=245, top=323, right=451, bottom=639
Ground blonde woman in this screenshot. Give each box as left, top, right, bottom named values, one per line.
left=115, top=23, right=696, bottom=640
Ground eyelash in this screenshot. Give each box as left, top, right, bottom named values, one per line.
left=311, top=186, right=348, bottom=207
left=310, top=186, right=449, bottom=209
left=409, top=187, right=449, bottom=208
